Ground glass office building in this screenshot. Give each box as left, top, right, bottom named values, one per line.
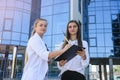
left=0, top=0, right=120, bottom=80
left=0, top=0, right=31, bottom=79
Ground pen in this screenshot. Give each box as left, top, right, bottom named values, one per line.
left=63, top=32, right=70, bottom=44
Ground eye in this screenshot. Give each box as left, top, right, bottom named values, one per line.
left=68, top=26, right=72, bottom=28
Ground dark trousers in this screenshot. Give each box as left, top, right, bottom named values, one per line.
left=61, top=70, right=86, bottom=80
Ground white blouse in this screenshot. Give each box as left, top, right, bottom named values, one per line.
left=57, top=40, right=90, bottom=76
left=21, top=33, right=50, bottom=80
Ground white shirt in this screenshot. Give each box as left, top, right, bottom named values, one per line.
left=57, top=40, right=90, bottom=76
left=21, top=33, right=49, bottom=80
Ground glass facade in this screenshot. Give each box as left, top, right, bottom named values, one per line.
left=87, top=0, right=120, bottom=57
left=0, top=0, right=32, bottom=79
left=0, top=0, right=31, bottom=46
left=41, top=0, right=70, bottom=78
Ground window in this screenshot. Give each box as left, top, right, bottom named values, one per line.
left=4, top=19, right=12, bottom=31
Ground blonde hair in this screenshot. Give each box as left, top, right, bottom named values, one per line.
left=24, top=18, right=47, bottom=66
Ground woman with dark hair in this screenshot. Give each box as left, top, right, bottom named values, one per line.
left=21, top=18, right=71, bottom=80
left=57, top=20, right=89, bottom=80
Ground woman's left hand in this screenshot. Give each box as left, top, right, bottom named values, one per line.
left=77, top=48, right=86, bottom=60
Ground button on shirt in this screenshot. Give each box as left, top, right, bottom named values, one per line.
left=57, top=40, right=90, bottom=76
left=21, top=33, right=50, bottom=80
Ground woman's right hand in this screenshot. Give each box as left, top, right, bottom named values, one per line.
left=63, top=44, right=71, bottom=51
left=59, top=60, right=67, bottom=66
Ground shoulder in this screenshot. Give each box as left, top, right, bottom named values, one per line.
left=82, top=40, right=88, bottom=44
left=82, top=40, right=88, bottom=47
left=28, top=33, right=42, bottom=44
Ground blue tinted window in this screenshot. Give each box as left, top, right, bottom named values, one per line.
left=12, top=32, right=20, bottom=41
left=89, top=33, right=96, bottom=37
left=111, top=1, right=118, bottom=6
left=6, top=10, right=14, bottom=18
left=53, top=13, right=69, bottom=34
left=54, top=0, right=69, bottom=4
left=53, top=3, right=69, bottom=14
left=89, top=16, right=95, bottom=23
left=24, top=3, right=31, bottom=10
left=11, top=41, right=19, bottom=45
left=97, top=34, right=104, bottom=46
left=89, top=38, right=96, bottom=46
left=21, top=33, right=28, bottom=42
left=96, top=24, right=103, bottom=29
left=89, top=24, right=96, bottom=29
left=43, top=35, right=52, bottom=47
left=104, top=24, right=112, bottom=29
left=103, top=11, right=111, bottom=23
left=6, top=0, right=14, bottom=7
left=105, top=33, right=113, bottom=46
left=0, top=32, right=2, bottom=39
left=0, top=0, right=6, bottom=7
left=96, top=11, right=103, bottom=23
left=41, top=0, right=53, bottom=6
left=41, top=6, right=52, bottom=16
left=16, top=1, right=23, bottom=9
left=0, top=10, right=5, bottom=18
left=3, top=31, right=11, bottom=40
left=95, top=2, right=102, bottom=7
left=24, top=0, right=32, bottom=3
left=20, top=42, right=27, bottom=46
left=103, top=1, right=110, bottom=7
left=4, top=19, right=12, bottom=31
left=0, top=18, right=4, bottom=31
left=52, top=34, right=64, bottom=47
left=2, top=40, right=10, bottom=44
left=88, top=2, right=95, bottom=8
left=13, top=11, right=22, bottom=32
left=22, top=13, right=30, bottom=34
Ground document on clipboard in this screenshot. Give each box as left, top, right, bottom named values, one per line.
left=54, top=45, right=85, bottom=61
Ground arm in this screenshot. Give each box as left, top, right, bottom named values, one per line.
left=77, top=41, right=90, bottom=67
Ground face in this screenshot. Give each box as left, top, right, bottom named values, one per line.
left=35, top=20, right=47, bottom=37
left=68, top=22, right=78, bottom=35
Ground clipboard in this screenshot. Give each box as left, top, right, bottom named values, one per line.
left=54, top=45, right=85, bottom=61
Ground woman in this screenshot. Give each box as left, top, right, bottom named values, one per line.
left=57, top=20, right=89, bottom=80
left=21, top=18, right=70, bottom=80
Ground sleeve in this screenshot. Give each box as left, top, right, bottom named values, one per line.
left=28, top=37, right=50, bottom=61
left=81, top=40, right=90, bottom=68
left=56, top=42, right=64, bottom=70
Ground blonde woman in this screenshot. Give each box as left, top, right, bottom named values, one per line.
left=21, top=18, right=70, bottom=80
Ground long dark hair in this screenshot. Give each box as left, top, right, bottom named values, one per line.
left=62, top=20, right=83, bottom=48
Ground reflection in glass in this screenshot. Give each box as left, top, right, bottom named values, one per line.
left=89, top=16, right=95, bottom=23
left=97, top=34, right=104, bottom=46
left=12, top=32, right=20, bottom=41
left=6, top=10, right=14, bottom=18
left=53, top=3, right=69, bottom=14
left=96, top=11, right=103, bottom=23
left=3, top=31, right=11, bottom=40
left=53, top=13, right=69, bottom=34
left=41, top=6, right=52, bottom=16
left=13, top=11, right=22, bottom=32
left=90, top=38, right=96, bottom=46
left=43, top=35, right=52, bottom=48
left=22, top=13, right=30, bottom=34
left=4, top=19, right=12, bottom=31
left=41, top=0, right=53, bottom=6
left=21, top=33, right=28, bottom=42
left=2, top=40, right=10, bottom=44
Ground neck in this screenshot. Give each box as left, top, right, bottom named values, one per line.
left=70, top=34, right=77, bottom=41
